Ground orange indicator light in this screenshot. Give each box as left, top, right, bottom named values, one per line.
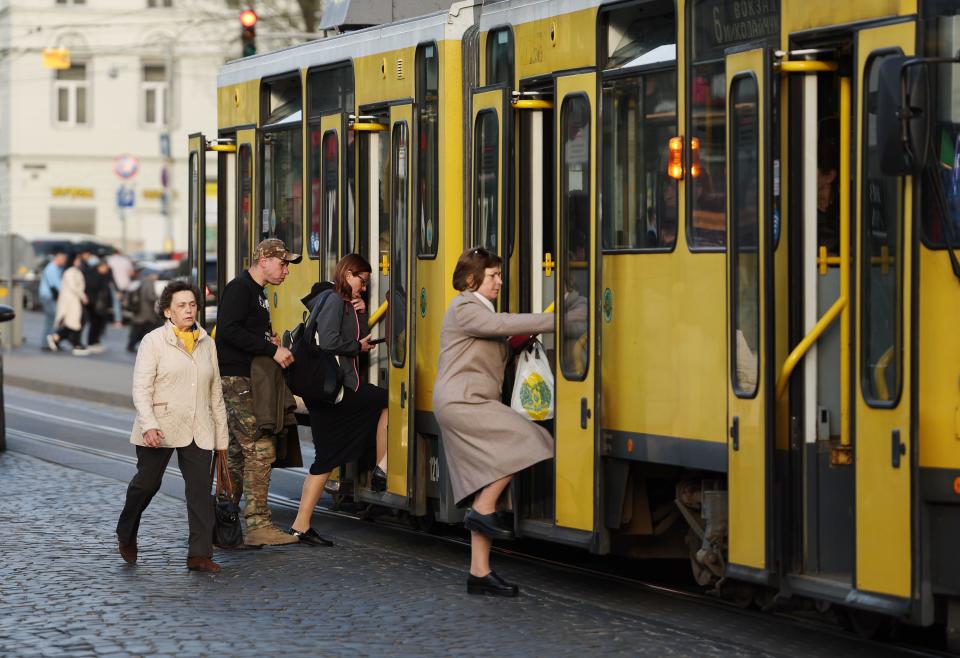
left=626, top=438, right=634, bottom=453
left=953, top=476, right=960, bottom=495
left=668, top=136, right=684, bottom=180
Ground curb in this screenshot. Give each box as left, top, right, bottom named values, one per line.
left=5, top=375, right=134, bottom=409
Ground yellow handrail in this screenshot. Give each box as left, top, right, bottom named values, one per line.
left=775, top=296, right=847, bottom=400
left=208, top=144, right=237, bottom=153
left=873, top=345, right=895, bottom=402
left=839, top=76, right=851, bottom=448
left=779, top=61, right=839, bottom=73
left=368, top=300, right=388, bottom=327
left=352, top=122, right=388, bottom=132
left=512, top=99, right=554, bottom=110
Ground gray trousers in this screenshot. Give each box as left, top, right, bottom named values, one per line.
left=117, top=441, right=214, bottom=558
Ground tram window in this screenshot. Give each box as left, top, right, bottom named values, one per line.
left=308, top=128, right=322, bottom=260
left=390, top=122, right=409, bottom=367
left=322, top=131, right=339, bottom=280
left=861, top=52, right=903, bottom=406
left=474, top=110, right=499, bottom=251
left=559, top=95, right=591, bottom=381
left=600, top=1, right=675, bottom=70
left=261, top=128, right=303, bottom=255
left=487, top=27, right=513, bottom=87
left=238, top=144, right=252, bottom=270
left=688, top=60, right=726, bottom=249
left=729, top=74, right=760, bottom=397
left=921, top=65, right=960, bottom=248
left=344, top=128, right=356, bottom=254
left=308, top=64, right=353, bottom=117
left=602, top=71, right=677, bottom=251
left=417, top=42, right=440, bottom=258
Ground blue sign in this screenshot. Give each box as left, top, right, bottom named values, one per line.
left=116, top=186, right=135, bottom=208
left=159, top=132, right=171, bottom=158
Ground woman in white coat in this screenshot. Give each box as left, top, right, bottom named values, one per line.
left=47, top=252, right=89, bottom=355
left=116, top=281, right=229, bottom=573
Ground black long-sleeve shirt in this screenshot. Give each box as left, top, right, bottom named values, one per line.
left=215, top=270, right=278, bottom=377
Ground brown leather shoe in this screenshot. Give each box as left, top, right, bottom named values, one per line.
left=117, top=538, right=137, bottom=564
left=186, top=556, right=221, bottom=573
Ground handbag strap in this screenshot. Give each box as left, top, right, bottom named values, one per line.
left=209, top=450, right=234, bottom=499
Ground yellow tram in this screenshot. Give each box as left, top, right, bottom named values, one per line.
left=188, top=0, right=960, bottom=641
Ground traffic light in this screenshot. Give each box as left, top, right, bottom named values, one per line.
left=240, top=9, right=258, bottom=57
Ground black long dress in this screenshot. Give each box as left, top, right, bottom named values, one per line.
left=303, top=288, right=387, bottom=476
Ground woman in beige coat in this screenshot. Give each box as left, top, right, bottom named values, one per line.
left=116, top=281, right=229, bottom=573
left=433, top=247, right=554, bottom=597
left=47, top=252, right=89, bottom=355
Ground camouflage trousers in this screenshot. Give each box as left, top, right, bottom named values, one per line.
left=221, top=375, right=276, bottom=532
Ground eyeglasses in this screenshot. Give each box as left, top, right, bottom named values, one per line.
left=349, top=271, right=370, bottom=287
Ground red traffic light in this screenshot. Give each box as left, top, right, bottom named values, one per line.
left=240, top=9, right=258, bottom=28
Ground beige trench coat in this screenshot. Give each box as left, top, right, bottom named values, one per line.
left=54, top=266, right=85, bottom=331
left=130, top=322, right=229, bottom=451
left=433, top=292, right=555, bottom=506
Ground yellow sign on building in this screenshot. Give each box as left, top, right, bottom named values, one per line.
left=51, top=187, right=93, bottom=199
left=42, top=48, right=71, bottom=70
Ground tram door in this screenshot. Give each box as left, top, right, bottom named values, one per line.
left=187, top=133, right=208, bottom=325
left=724, top=49, right=773, bottom=575
left=385, top=103, right=415, bottom=502
left=553, top=73, right=597, bottom=533
left=853, top=22, right=916, bottom=602
left=471, top=85, right=509, bottom=304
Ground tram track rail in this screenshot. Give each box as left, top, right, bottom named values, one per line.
left=4, top=417, right=951, bottom=658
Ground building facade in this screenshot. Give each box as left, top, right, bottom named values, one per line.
left=0, top=0, right=240, bottom=253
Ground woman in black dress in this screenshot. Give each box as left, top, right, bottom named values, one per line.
left=286, top=254, right=388, bottom=546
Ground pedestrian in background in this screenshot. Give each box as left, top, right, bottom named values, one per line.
left=38, top=248, right=67, bottom=351
left=117, top=281, right=228, bottom=573
left=126, top=268, right=162, bottom=352
left=433, top=247, right=554, bottom=597
left=106, top=252, right=134, bottom=328
left=85, top=260, right=114, bottom=353
left=47, top=252, right=89, bottom=356
left=287, top=255, right=387, bottom=546
left=216, top=238, right=300, bottom=547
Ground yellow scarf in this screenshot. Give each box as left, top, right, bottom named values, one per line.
left=173, top=325, right=200, bottom=354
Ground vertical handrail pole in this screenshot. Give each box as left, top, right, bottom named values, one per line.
left=839, top=76, right=852, bottom=448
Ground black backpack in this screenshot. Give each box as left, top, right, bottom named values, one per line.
left=284, top=289, right=344, bottom=405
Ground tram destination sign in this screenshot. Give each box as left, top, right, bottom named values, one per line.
left=691, top=0, right=779, bottom=61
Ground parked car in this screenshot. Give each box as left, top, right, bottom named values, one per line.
left=0, top=304, right=16, bottom=451
left=121, top=261, right=179, bottom=323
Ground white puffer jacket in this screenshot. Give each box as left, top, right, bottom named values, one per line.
left=130, top=322, right=229, bottom=450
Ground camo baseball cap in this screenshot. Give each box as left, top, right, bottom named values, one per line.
left=254, top=238, right=301, bottom=263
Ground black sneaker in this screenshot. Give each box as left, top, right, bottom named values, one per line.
left=287, top=527, right=334, bottom=547
left=371, top=466, right=387, bottom=493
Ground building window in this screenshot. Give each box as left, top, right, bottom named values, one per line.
left=54, top=63, right=88, bottom=126
left=56, top=0, right=87, bottom=5
left=147, top=0, right=173, bottom=7
left=142, top=64, right=168, bottom=127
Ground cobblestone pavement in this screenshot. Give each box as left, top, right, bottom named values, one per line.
left=0, top=451, right=910, bottom=658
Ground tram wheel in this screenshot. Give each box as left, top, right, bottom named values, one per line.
left=836, top=607, right=892, bottom=640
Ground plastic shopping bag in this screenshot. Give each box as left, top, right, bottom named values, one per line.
left=510, top=341, right=554, bottom=421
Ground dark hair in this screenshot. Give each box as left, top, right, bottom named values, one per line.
left=157, top=280, right=201, bottom=314
left=452, top=247, right=502, bottom=291
left=333, top=253, right=372, bottom=299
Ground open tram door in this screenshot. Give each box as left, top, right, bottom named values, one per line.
left=377, top=102, right=416, bottom=509
left=850, top=21, right=917, bottom=614
left=549, top=72, right=598, bottom=542
left=187, top=134, right=209, bottom=327
left=471, top=84, right=510, bottom=306
left=724, top=49, right=775, bottom=582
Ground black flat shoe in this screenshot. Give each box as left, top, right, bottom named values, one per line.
left=287, top=526, right=334, bottom=547
left=370, top=466, right=387, bottom=493
left=463, top=509, right=514, bottom=540
left=467, top=570, right=519, bottom=597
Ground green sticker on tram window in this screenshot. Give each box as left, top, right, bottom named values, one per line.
left=602, top=287, right=613, bottom=323
left=420, top=287, right=427, bottom=317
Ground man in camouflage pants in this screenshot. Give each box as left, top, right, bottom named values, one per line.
left=216, top=239, right=300, bottom=546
